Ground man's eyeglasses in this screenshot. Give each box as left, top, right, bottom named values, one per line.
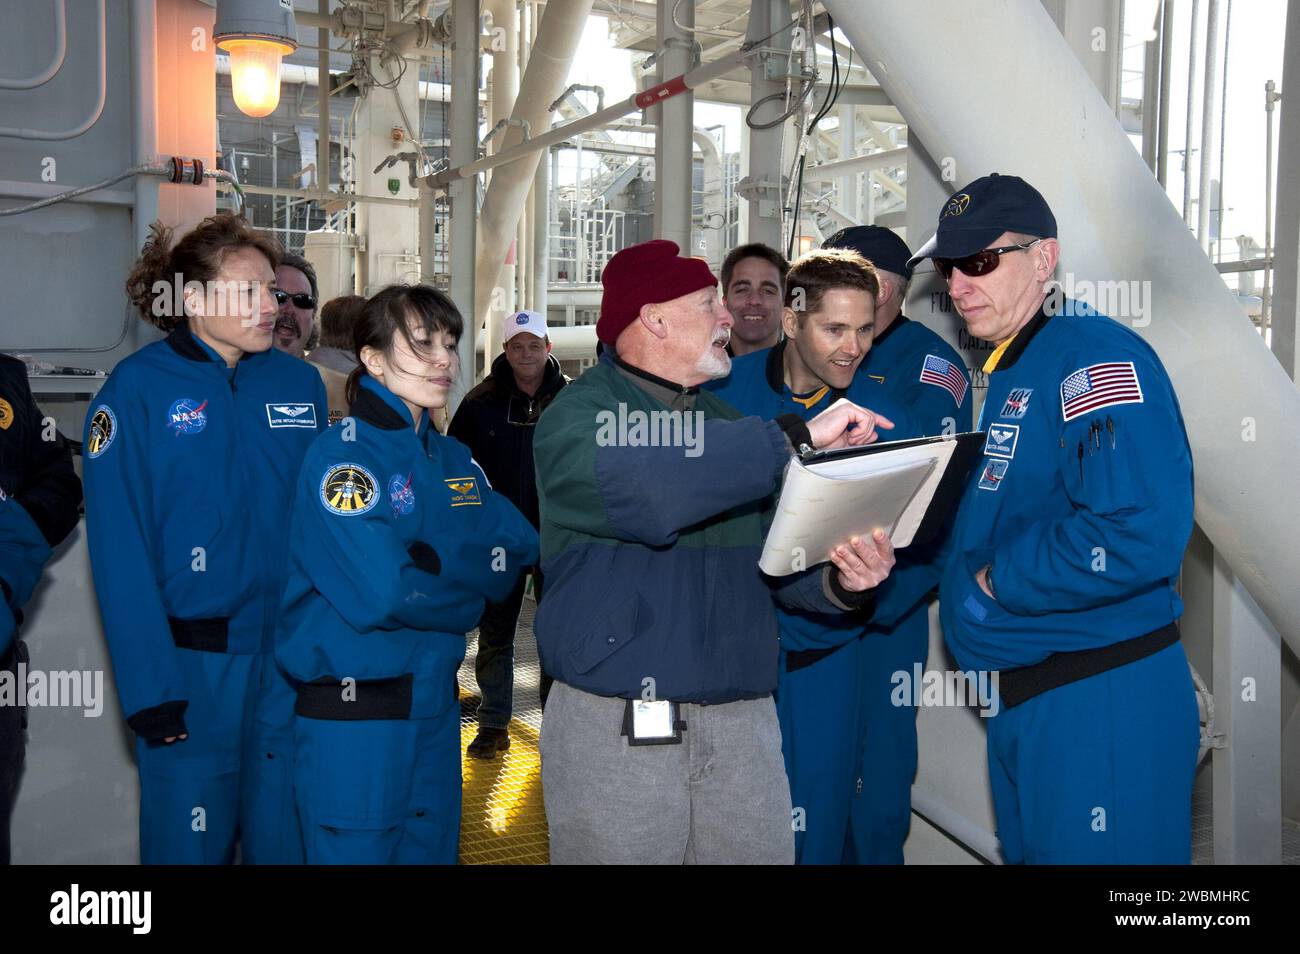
left=273, top=289, right=317, bottom=309
left=934, top=239, right=1042, bottom=280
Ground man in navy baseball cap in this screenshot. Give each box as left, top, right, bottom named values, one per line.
left=908, top=173, right=1059, bottom=346
left=907, top=173, right=1057, bottom=271
left=916, top=171, right=1200, bottom=866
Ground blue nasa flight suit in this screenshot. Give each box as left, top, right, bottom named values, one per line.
left=940, top=302, right=1199, bottom=864
left=846, top=317, right=971, bottom=864
left=83, top=323, right=327, bottom=864
left=277, top=376, right=538, bottom=865
left=710, top=341, right=940, bottom=864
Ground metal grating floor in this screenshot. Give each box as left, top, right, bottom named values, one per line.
left=457, top=593, right=550, bottom=865
left=455, top=602, right=1300, bottom=867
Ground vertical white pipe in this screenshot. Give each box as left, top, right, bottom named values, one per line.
left=1197, top=0, right=1220, bottom=252
left=448, top=0, right=480, bottom=410
left=653, top=0, right=693, bottom=249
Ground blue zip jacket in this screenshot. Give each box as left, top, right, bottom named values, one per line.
left=708, top=341, right=937, bottom=651
left=940, top=302, right=1194, bottom=672
left=83, top=325, right=327, bottom=739
left=276, top=376, right=539, bottom=719
left=860, top=315, right=972, bottom=436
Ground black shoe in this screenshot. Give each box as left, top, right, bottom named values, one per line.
left=467, top=726, right=510, bottom=759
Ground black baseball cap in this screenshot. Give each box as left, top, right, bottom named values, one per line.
left=907, top=173, right=1057, bottom=270
left=823, top=225, right=915, bottom=281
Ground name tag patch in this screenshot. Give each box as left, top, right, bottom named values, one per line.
left=266, top=403, right=318, bottom=428
left=445, top=477, right=481, bottom=507
left=983, top=423, right=1020, bottom=459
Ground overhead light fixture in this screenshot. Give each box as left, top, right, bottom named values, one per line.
left=215, top=0, right=298, bottom=118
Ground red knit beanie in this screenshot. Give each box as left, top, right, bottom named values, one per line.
left=597, top=240, right=719, bottom=345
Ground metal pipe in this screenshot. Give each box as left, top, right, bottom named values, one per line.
left=318, top=0, right=330, bottom=192
left=220, top=181, right=418, bottom=208
left=447, top=0, right=479, bottom=411
left=1197, top=0, right=1220, bottom=252
left=1183, top=0, right=1200, bottom=224
left=1157, top=0, right=1174, bottom=186
left=823, top=0, right=1300, bottom=661
left=1217, top=0, right=1232, bottom=262
left=0, top=0, right=106, bottom=141
left=533, top=144, right=549, bottom=318
left=743, top=0, right=791, bottom=249
left=0, top=178, right=133, bottom=208
left=427, top=40, right=747, bottom=189
left=215, top=56, right=456, bottom=103
left=805, top=146, right=908, bottom=182
left=130, top=0, right=158, bottom=256
left=1263, top=79, right=1278, bottom=333
left=0, top=0, right=66, bottom=90
left=1142, top=5, right=1161, bottom=173
left=653, top=0, right=694, bottom=249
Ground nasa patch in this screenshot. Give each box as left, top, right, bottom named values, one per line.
left=977, top=458, right=1009, bottom=492
left=983, top=423, right=1020, bottom=459
left=87, top=404, right=117, bottom=459
left=445, top=476, right=481, bottom=507
left=1000, top=388, right=1033, bottom=419
left=266, top=402, right=318, bottom=428
left=389, top=473, right=416, bottom=516
left=167, top=398, right=208, bottom=436
left=320, top=463, right=378, bottom=515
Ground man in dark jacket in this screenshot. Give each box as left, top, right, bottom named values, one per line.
left=0, top=354, right=82, bottom=863
left=448, top=310, right=568, bottom=758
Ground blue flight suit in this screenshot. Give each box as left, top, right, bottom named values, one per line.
left=847, top=317, right=972, bottom=864
left=940, top=302, right=1198, bottom=864
left=83, top=324, right=326, bottom=864
left=709, top=341, right=933, bottom=864
left=277, top=376, right=538, bottom=865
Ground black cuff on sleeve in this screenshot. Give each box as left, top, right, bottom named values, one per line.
left=774, top=414, right=813, bottom=454
left=127, top=700, right=189, bottom=742
left=826, top=566, right=877, bottom=613
left=408, top=542, right=442, bottom=576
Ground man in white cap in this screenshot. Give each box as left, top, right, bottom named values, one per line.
left=449, top=310, right=569, bottom=758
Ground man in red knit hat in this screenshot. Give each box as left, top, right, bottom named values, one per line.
left=533, top=240, right=898, bottom=864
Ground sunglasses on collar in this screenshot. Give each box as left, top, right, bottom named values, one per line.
left=935, top=239, right=1042, bottom=280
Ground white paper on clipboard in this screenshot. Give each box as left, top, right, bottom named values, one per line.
left=758, top=438, right=960, bottom=577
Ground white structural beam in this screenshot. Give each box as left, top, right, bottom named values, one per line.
left=823, top=0, right=1300, bottom=654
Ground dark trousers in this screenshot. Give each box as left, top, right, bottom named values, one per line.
left=0, top=640, right=27, bottom=865
left=473, top=570, right=550, bottom=729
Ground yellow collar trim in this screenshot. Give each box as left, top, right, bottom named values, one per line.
left=791, top=385, right=830, bottom=410
left=983, top=336, right=1017, bottom=374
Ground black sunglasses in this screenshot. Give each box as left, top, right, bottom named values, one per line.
left=273, top=289, right=317, bottom=309
left=935, top=239, right=1042, bottom=280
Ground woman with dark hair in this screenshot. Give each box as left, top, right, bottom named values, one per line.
left=83, top=212, right=326, bottom=864
left=277, top=284, right=538, bottom=864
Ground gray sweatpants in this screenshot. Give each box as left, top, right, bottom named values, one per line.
left=540, top=681, right=795, bottom=864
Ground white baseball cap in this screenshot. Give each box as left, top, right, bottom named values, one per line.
left=503, top=309, right=548, bottom=342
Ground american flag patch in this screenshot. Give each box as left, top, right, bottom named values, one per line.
left=918, top=354, right=968, bottom=405
left=1059, top=361, right=1144, bottom=421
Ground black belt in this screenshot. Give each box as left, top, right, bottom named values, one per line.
left=168, top=616, right=229, bottom=653
left=998, top=623, right=1180, bottom=710
left=295, top=673, right=414, bottom=721
left=785, top=641, right=846, bottom=673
